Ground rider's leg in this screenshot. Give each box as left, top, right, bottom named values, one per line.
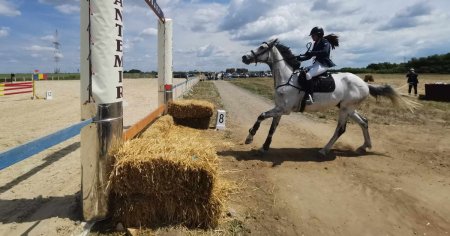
left=305, top=62, right=328, bottom=104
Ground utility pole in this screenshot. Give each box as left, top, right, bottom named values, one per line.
left=53, top=30, right=61, bottom=74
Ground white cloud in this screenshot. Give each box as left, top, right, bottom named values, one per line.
left=55, top=52, right=64, bottom=59
left=0, top=0, right=21, bottom=16
left=38, top=0, right=77, bottom=4
left=26, top=45, right=55, bottom=52
left=55, top=4, right=79, bottom=14
left=0, top=26, right=9, bottom=37
left=196, top=44, right=227, bottom=57
left=141, top=28, right=157, bottom=36
left=38, top=0, right=78, bottom=14
left=378, top=2, right=432, bottom=31
left=40, top=35, right=55, bottom=41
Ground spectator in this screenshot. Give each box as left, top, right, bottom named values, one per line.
left=406, top=68, right=419, bottom=96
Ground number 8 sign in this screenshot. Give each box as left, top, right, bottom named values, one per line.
left=215, top=110, right=226, bottom=130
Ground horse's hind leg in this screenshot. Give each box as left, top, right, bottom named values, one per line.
left=320, top=108, right=349, bottom=156
left=262, top=115, right=282, bottom=151
left=349, top=110, right=372, bottom=153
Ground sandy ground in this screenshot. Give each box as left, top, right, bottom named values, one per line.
left=0, top=78, right=184, bottom=235
left=213, top=80, right=450, bottom=235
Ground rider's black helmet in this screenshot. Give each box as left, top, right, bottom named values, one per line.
left=309, top=26, right=324, bottom=37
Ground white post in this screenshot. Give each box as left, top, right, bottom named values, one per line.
left=80, top=0, right=124, bottom=221
left=158, top=18, right=173, bottom=107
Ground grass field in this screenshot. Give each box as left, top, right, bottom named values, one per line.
left=229, top=74, right=450, bottom=126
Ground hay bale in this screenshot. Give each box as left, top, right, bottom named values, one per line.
left=167, top=100, right=214, bottom=129
left=109, top=116, right=225, bottom=229
left=168, top=99, right=214, bottom=119
left=364, top=74, right=374, bottom=82
left=173, top=117, right=210, bottom=130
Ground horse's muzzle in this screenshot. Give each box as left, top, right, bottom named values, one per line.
left=242, top=55, right=251, bottom=65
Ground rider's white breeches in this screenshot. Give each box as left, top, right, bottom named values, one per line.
left=305, top=61, right=328, bottom=80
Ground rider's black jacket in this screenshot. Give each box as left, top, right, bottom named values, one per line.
left=298, top=38, right=336, bottom=67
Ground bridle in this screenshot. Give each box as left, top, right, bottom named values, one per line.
left=250, top=41, right=284, bottom=65
left=250, top=42, right=270, bottom=65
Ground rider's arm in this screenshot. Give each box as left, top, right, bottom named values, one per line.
left=309, top=40, right=331, bottom=57
left=296, top=53, right=312, bottom=61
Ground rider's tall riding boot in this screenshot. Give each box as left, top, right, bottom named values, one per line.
left=305, top=79, right=314, bottom=105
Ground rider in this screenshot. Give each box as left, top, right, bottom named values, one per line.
left=297, top=26, right=337, bottom=104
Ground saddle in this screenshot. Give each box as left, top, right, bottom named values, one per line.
left=296, top=71, right=336, bottom=112
left=299, top=72, right=336, bottom=93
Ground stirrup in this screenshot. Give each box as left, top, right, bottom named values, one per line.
left=305, top=95, right=314, bottom=105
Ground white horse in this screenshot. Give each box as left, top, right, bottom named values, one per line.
left=241, top=38, right=416, bottom=156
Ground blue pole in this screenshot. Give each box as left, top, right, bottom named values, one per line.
left=0, top=119, right=92, bottom=171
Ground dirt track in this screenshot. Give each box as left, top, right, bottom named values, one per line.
left=213, top=80, right=450, bottom=235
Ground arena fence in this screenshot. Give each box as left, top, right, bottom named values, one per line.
left=0, top=81, right=34, bottom=97
left=173, top=77, right=199, bottom=99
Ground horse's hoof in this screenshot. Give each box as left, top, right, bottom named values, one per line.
left=318, top=149, right=328, bottom=157
left=245, top=136, right=253, bottom=144
left=258, top=148, right=267, bottom=155
left=356, top=147, right=367, bottom=154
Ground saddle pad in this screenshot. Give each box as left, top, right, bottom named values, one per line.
left=312, top=74, right=336, bottom=93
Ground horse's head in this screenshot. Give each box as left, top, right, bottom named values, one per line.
left=242, top=38, right=279, bottom=65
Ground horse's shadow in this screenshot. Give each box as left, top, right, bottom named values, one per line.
left=219, top=147, right=385, bottom=167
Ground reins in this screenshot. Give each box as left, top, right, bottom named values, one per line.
left=275, top=71, right=302, bottom=91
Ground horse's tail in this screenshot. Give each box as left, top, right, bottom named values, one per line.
left=368, top=84, right=421, bottom=112
left=324, top=34, right=339, bottom=49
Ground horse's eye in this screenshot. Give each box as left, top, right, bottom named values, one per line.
left=258, top=46, right=264, bottom=50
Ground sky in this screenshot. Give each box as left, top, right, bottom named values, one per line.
left=0, top=0, right=449, bottom=73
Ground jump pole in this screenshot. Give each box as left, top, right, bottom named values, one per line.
left=80, top=0, right=124, bottom=221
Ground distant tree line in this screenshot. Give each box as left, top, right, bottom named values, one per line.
left=334, top=52, right=450, bottom=74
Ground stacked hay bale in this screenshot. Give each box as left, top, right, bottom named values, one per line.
left=168, top=99, right=214, bottom=129
left=364, top=74, right=374, bottom=82
left=109, top=115, right=226, bottom=229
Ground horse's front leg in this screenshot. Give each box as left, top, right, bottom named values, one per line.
left=245, top=113, right=267, bottom=144
left=262, top=115, right=282, bottom=152
left=245, top=107, right=282, bottom=145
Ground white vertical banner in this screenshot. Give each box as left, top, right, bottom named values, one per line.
left=157, top=18, right=173, bottom=106
left=81, top=0, right=124, bottom=106
left=80, top=0, right=124, bottom=222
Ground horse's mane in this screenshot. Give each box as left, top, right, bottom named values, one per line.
left=324, top=34, right=339, bottom=49
left=275, top=43, right=300, bottom=70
